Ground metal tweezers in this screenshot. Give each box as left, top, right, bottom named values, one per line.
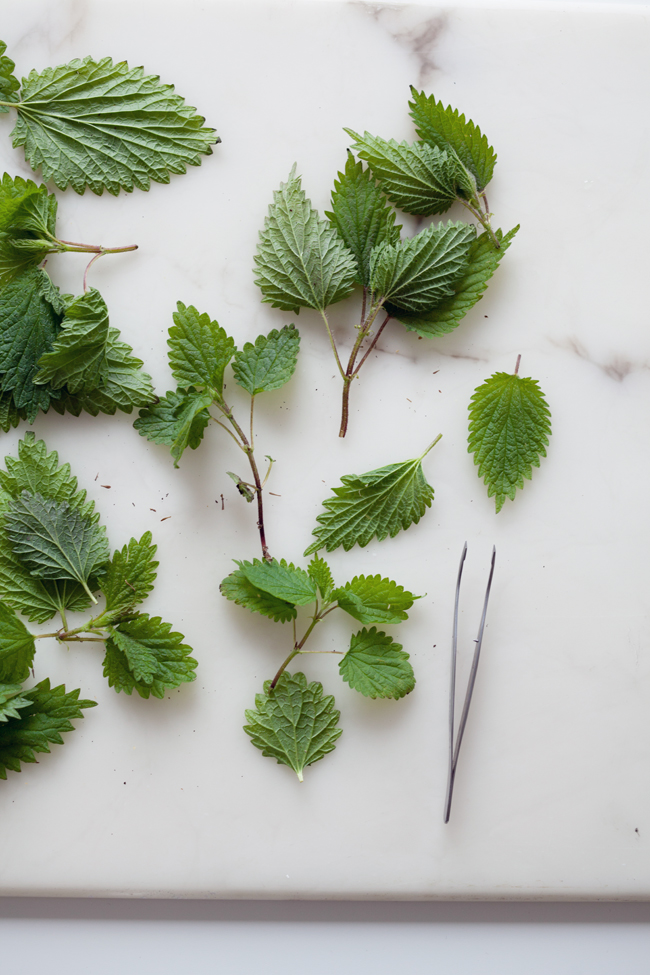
left=443, top=542, right=496, bottom=824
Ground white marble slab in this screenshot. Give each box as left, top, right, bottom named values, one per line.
left=0, top=0, right=648, bottom=899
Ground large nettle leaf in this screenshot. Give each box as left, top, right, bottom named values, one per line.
left=0, top=678, right=96, bottom=779
left=233, top=324, right=300, bottom=396
left=35, top=288, right=110, bottom=393
left=0, top=431, right=97, bottom=520
left=244, top=671, right=342, bottom=781
left=0, top=600, right=36, bottom=683
left=468, top=367, right=552, bottom=512
left=103, top=613, right=197, bottom=699
left=100, top=532, right=158, bottom=620
left=168, top=302, right=235, bottom=393
left=339, top=627, right=415, bottom=700
left=134, top=388, right=213, bottom=467
left=220, top=565, right=297, bottom=623
left=8, top=51, right=218, bottom=194
left=237, top=559, right=318, bottom=606
left=333, top=574, right=417, bottom=625
left=304, top=440, right=438, bottom=554
left=254, top=166, right=357, bottom=313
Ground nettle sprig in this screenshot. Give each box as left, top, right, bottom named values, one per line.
left=0, top=433, right=197, bottom=778
left=254, top=90, right=519, bottom=437
left=221, top=555, right=417, bottom=780
left=135, top=304, right=300, bottom=562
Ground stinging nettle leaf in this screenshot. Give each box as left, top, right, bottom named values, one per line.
left=35, top=288, right=110, bottom=393
left=0, top=431, right=97, bottom=521
left=168, top=302, right=235, bottom=394
left=304, top=438, right=439, bottom=555
left=134, top=388, right=212, bottom=467
left=0, top=41, right=19, bottom=111
left=369, top=221, right=475, bottom=312
left=220, top=566, right=297, bottom=623
left=233, top=324, right=300, bottom=396
left=0, top=683, right=31, bottom=723
left=11, top=55, right=219, bottom=195
left=0, top=600, right=36, bottom=683
left=307, top=555, right=335, bottom=604
left=238, top=558, right=317, bottom=606
left=339, top=627, right=415, bottom=700
left=468, top=367, right=552, bottom=512
left=244, top=671, right=342, bottom=781
left=100, top=532, right=158, bottom=620
left=103, top=613, right=197, bottom=699
left=0, top=175, right=57, bottom=287
left=332, top=574, right=417, bottom=625
left=254, top=165, right=357, bottom=313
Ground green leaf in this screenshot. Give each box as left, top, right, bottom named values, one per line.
left=103, top=613, right=197, bottom=699
left=339, top=627, right=415, bottom=699
left=0, top=678, right=96, bottom=779
left=0, top=432, right=97, bottom=520
left=304, top=439, right=438, bottom=554
left=392, top=226, right=519, bottom=337
left=134, top=388, right=212, bottom=467
left=168, top=302, right=236, bottom=394
left=35, top=288, right=110, bottom=393
left=4, top=492, right=109, bottom=600
left=0, top=600, right=36, bottom=683
left=220, top=565, right=297, bottom=623
left=0, top=41, right=19, bottom=111
left=408, top=88, right=496, bottom=192
left=0, top=533, right=80, bottom=623
left=0, top=391, right=26, bottom=433
left=100, top=532, right=158, bottom=620
left=307, top=555, right=335, bottom=603
left=11, top=56, right=218, bottom=195
left=233, top=324, right=300, bottom=396
left=369, top=221, right=475, bottom=312
left=332, top=574, right=416, bottom=625
left=238, top=558, right=317, bottom=606
left=344, top=130, right=459, bottom=216
left=0, top=268, right=64, bottom=419
left=468, top=368, right=551, bottom=512
left=244, top=672, right=342, bottom=781
left=254, top=165, right=357, bottom=313
left=0, top=175, right=58, bottom=287
left=325, top=152, right=401, bottom=286
left=0, top=683, right=31, bottom=723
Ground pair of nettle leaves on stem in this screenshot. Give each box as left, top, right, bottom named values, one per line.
left=254, top=89, right=519, bottom=437
left=0, top=434, right=197, bottom=780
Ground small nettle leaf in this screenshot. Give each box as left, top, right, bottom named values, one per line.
left=307, top=555, right=335, bottom=604
left=333, top=574, right=417, bottom=625
left=134, top=388, right=212, bottom=467
left=35, top=288, right=110, bottom=393
left=100, top=532, right=158, bottom=620
left=0, top=432, right=97, bottom=521
left=0, top=678, right=96, bottom=779
left=232, top=324, right=300, bottom=396
left=0, top=600, right=36, bottom=683
left=325, top=152, right=402, bottom=287
left=11, top=55, right=218, bottom=195
left=468, top=367, right=552, bottom=512
left=369, top=221, right=475, bottom=312
left=244, top=671, right=342, bottom=781
left=103, top=613, right=197, bottom=699
left=4, top=491, right=110, bottom=601
left=238, top=558, right=317, bottom=606
left=304, top=440, right=438, bottom=554
left=168, top=302, right=235, bottom=393
left=220, top=566, right=297, bottom=623
left=0, top=41, right=19, bottom=112
left=227, top=471, right=255, bottom=503
left=392, top=226, right=519, bottom=337
left=344, top=130, right=459, bottom=216
left=408, top=88, right=496, bottom=192
left=0, top=683, right=31, bottom=723
left=339, top=627, right=415, bottom=700
left=254, top=165, right=357, bottom=313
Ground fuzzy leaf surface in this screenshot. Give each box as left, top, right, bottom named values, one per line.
left=100, top=532, right=158, bottom=620
left=333, top=574, right=416, bottom=625
left=307, top=555, right=335, bottom=603
left=11, top=56, right=218, bottom=195
left=468, top=370, right=552, bottom=512
left=370, top=221, right=475, bottom=312
left=254, top=166, right=357, bottom=312
left=134, top=388, right=212, bottom=467
left=103, top=614, right=197, bottom=699
left=393, top=226, right=518, bottom=336
left=345, top=130, right=459, bottom=216
left=326, top=152, right=401, bottom=286
left=244, top=672, right=342, bottom=780
left=35, top=288, right=110, bottom=393
left=304, top=445, right=436, bottom=554
left=408, top=89, right=496, bottom=191
left=220, top=566, right=297, bottom=623
left=238, top=559, right=317, bottom=606
left=233, top=324, right=300, bottom=396
left=0, top=41, right=19, bottom=111
left=339, top=628, right=414, bottom=699
left=0, top=678, right=96, bottom=778
left=0, top=176, right=57, bottom=286
left=0, top=391, right=26, bottom=433
left=168, top=303, right=235, bottom=393
left=0, top=600, right=36, bottom=683
left=0, top=683, right=31, bottom=723
left=0, top=432, right=97, bottom=520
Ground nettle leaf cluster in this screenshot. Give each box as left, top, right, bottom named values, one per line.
left=254, top=90, right=519, bottom=436
left=0, top=434, right=196, bottom=778
left=221, top=555, right=417, bottom=780
left=135, top=302, right=300, bottom=562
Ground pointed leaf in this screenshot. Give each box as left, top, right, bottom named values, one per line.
left=468, top=368, right=552, bottom=512
left=0, top=533, right=65, bottom=623
left=168, top=302, right=236, bottom=393
left=307, top=555, right=335, bottom=603
left=0, top=41, right=19, bottom=111
left=220, top=566, right=297, bottom=623
left=0, top=684, right=31, bottom=723
left=233, top=324, right=300, bottom=396
left=339, top=628, right=414, bottom=699
left=11, top=56, right=218, bottom=195
left=0, top=391, right=26, bottom=433
left=100, top=532, right=158, bottom=620
left=244, top=672, right=342, bottom=780
left=0, top=175, right=57, bottom=286
left=0, top=432, right=98, bottom=520
left=103, top=613, right=197, bottom=699
left=35, top=288, right=110, bottom=393
left=333, top=574, right=416, bottom=625
left=0, top=600, right=36, bottom=683
left=238, top=558, right=317, bottom=606
left=254, top=166, right=357, bottom=312
left=134, top=388, right=212, bottom=467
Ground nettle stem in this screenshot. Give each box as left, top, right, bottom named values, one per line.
left=269, top=612, right=325, bottom=690
left=337, top=301, right=388, bottom=439
left=457, top=195, right=500, bottom=249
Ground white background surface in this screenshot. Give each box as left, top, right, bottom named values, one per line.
left=2, top=0, right=650, bottom=967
